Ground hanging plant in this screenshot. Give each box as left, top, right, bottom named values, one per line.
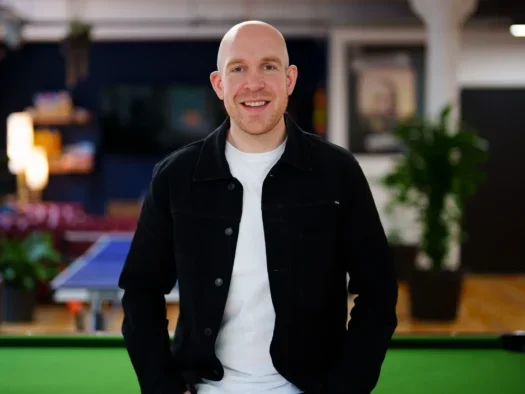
left=62, top=19, right=92, bottom=88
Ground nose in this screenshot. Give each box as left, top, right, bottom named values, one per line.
left=243, top=71, right=265, bottom=91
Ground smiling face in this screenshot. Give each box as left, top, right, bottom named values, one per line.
left=210, top=22, right=298, bottom=137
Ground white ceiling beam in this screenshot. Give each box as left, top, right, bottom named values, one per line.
left=1, top=0, right=421, bottom=41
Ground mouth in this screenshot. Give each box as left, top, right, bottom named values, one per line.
left=240, top=100, right=270, bottom=113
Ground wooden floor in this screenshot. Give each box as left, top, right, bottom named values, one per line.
left=1, top=274, right=524, bottom=335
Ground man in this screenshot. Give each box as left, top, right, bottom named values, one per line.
left=118, top=21, right=398, bottom=394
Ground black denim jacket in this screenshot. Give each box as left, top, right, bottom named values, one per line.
left=118, top=113, right=398, bottom=394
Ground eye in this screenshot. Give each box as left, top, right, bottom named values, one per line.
left=264, top=64, right=277, bottom=71
left=231, top=66, right=243, bottom=73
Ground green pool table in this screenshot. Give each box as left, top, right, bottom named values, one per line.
left=0, top=333, right=523, bottom=394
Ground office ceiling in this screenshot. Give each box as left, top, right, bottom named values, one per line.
left=2, top=0, right=524, bottom=25
left=313, top=0, right=525, bottom=21
left=1, top=0, right=524, bottom=43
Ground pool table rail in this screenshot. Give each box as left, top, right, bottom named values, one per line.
left=0, top=332, right=523, bottom=352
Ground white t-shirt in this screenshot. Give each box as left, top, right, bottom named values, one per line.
left=195, top=139, right=301, bottom=394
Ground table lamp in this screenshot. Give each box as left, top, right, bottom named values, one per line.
left=25, top=146, right=49, bottom=201
left=6, top=112, right=34, bottom=202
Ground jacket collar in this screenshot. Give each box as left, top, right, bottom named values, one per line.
left=193, top=112, right=312, bottom=182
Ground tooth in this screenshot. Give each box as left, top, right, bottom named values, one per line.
left=245, top=101, right=266, bottom=107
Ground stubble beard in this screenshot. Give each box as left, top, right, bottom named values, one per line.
left=228, top=94, right=288, bottom=138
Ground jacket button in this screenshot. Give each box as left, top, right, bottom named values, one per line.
left=215, top=278, right=223, bottom=287
left=224, top=227, right=233, bottom=236
left=204, top=328, right=212, bottom=336
left=228, top=182, right=235, bottom=191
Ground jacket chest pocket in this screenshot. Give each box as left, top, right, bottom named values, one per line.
left=279, top=199, right=342, bottom=276
left=171, top=210, right=240, bottom=276
left=284, top=199, right=341, bottom=240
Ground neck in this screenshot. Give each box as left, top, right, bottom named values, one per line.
left=227, top=117, right=286, bottom=153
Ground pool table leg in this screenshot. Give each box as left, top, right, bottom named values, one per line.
left=90, top=291, right=105, bottom=332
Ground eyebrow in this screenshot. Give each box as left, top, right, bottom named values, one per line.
left=261, top=56, right=283, bottom=65
left=226, top=56, right=283, bottom=69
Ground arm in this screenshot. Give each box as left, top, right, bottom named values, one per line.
left=118, top=161, right=186, bottom=394
left=323, top=157, right=398, bottom=394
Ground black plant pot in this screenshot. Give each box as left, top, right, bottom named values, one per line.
left=409, top=267, right=463, bottom=321
left=390, top=244, right=417, bottom=282
left=1, top=286, right=36, bottom=322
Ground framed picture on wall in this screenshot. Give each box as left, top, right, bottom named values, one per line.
left=349, top=51, right=418, bottom=154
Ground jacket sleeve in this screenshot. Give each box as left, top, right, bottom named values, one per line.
left=321, top=156, right=398, bottom=394
left=118, top=161, right=185, bottom=394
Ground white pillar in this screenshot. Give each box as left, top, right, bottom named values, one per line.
left=408, top=0, right=478, bottom=125
left=408, top=0, right=478, bottom=271
left=327, top=32, right=348, bottom=149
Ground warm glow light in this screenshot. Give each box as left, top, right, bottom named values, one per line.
left=25, top=146, right=49, bottom=191
left=510, top=24, right=525, bottom=37
left=7, top=112, right=34, bottom=174
left=8, top=158, right=26, bottom=175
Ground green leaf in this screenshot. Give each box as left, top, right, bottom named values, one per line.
left=379, top=103, right=489, bottom=270
left=0, top=231, right=62, bottom=289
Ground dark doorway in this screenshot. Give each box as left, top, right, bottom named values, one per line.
left=460, top=89, right=525, bottom=273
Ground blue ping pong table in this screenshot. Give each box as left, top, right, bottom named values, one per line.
left=51, top=234, right=179, bottom=332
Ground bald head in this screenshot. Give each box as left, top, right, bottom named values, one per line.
left=216, top=21, right=289, bottom=74
left=209, top=20, right=298, bottom=139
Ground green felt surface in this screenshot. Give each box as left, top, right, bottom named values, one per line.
left=0, top=335, right=523, bottom=394
left=0, top=348, right=138, bottom=394
left=375, top=349, right=524, bottom=394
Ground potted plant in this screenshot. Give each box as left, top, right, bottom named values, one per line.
left=62, top=19, right=92, bottom=88
left=381, top=105, right=489, bottom=320
left=0, top=230, right=62, bottom=322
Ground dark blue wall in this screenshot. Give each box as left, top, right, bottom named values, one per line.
left=0, top=39, right=327, bottom=213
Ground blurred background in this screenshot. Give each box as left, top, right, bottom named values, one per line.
left=0, top=0, right=524, bottom=393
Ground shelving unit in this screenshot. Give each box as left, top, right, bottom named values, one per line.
left=29, top=108, right=98, bottom=175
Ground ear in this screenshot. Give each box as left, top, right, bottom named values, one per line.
left=285, top=65, right=298, bottom=96
left=210, top=71, right=224, bottom=100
